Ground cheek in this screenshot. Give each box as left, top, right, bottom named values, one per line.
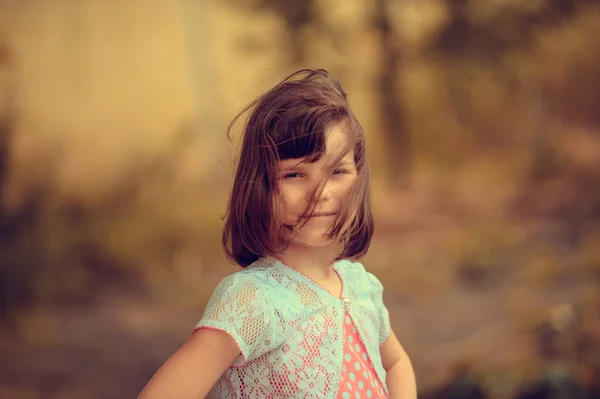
left=334, top=175, right=357, bottom=195
left=277, top=193, right=300, bottom=226
left=279, top=186, right=305, bottom=211
left=344, top=175, right=358, bottom=190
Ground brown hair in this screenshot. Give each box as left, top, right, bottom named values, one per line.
left=222, top=69, right=373, bottom=267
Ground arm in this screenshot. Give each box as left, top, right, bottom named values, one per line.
left=380, top=330, right=417, bottom=399
left=137, top=328, right=240, bottom=399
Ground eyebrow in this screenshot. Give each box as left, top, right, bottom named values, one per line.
left=279, top=153, right=322, bottom=169
left=282, top=159, right=309, bottom=170
left=280, top=158, right=355, bottom=172
left=279, top=161, right=306, bottom=172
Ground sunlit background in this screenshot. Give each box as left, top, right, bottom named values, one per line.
left=1, top=0, right=599, bottom=398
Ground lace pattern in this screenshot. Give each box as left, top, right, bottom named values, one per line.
left=195, top=257, right=391, bottom=399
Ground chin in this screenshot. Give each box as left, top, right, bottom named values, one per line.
left=291, top=232, right=334, bottom=248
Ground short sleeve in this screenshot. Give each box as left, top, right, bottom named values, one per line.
left=367, top=272, right=391, bottom=346
left=194, top=273, right=275, bottom=366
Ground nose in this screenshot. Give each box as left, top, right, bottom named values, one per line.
left=310, top=177, right=334, bottom=202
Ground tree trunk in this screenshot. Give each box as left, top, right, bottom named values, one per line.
left=529, top=74, right=553, bottom=182
left=374, top=0, right=410, bottom=187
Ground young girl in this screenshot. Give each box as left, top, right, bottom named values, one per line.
left=138, top=69, right=417, bottom=399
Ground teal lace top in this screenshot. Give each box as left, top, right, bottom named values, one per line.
left=194, top=256, right=391, bottom=399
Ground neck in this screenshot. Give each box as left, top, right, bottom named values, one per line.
left=275, top=242, right=342, bottom=279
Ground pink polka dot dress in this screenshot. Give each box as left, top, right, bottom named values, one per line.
left=337, top=313, right=387, bottom=399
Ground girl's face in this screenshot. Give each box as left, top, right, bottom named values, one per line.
left=277, top=122, right=357, bottom=249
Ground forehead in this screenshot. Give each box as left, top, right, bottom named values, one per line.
left=325, top=123, right=352, bottom=153
left=279, top=122, right=354, bottom=167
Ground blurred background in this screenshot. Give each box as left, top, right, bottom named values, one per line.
left=1, top=0, right=599, bottom=398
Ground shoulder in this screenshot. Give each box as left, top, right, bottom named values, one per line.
left=200, top=260, right=284, bottom=330
left=337, top=259, right=384, bottom=293
left=215, top=257, right=289, bottom=298
left=337, top=258, right=367, bottom=274
left=213, top=258, right=308, bottom=322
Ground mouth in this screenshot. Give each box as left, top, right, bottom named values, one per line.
left=302, top=212, right=337, bottom=218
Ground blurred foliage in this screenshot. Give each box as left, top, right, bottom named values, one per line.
left=0, top=107, right=224, bottom=323
left=222, top=0, right=600, bottom=186
left=0, top=0, right=600, bottom=397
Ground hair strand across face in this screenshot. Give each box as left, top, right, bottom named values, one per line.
left=222, top=69, right=374, bottom=267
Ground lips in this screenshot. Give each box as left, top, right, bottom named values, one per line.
left=302, top=212, right=337, bottom=218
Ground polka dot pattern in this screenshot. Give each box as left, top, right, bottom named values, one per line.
left=337, top=311, right=387, bottom=398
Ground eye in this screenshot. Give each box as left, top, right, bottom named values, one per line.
left=282, top=172, right=303, bottom=179
left=333, top=168, right=349, bottom=175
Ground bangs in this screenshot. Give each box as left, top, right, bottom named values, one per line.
left=275, top=124, right=326, bottom=161
left=273, top=111, right=358, bottom=163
